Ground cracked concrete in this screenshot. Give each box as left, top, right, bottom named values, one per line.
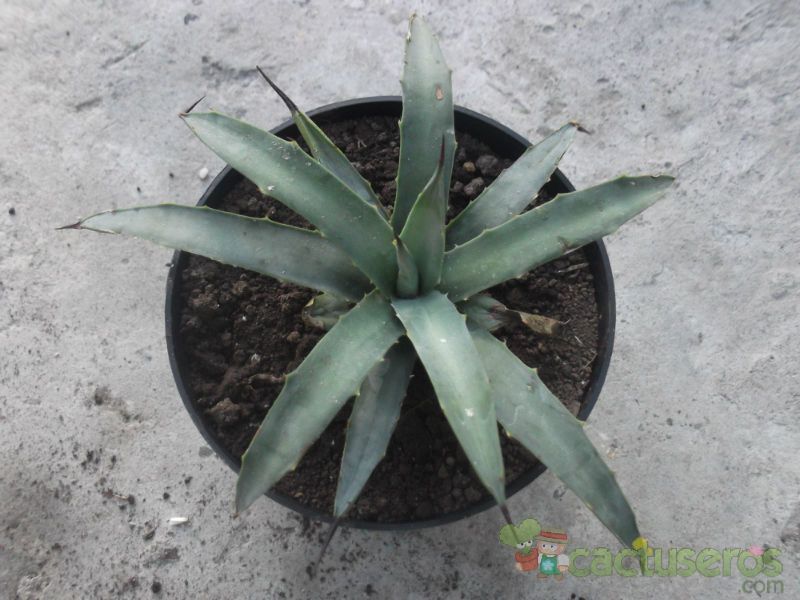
left=1, top=0, right=799, bottom=598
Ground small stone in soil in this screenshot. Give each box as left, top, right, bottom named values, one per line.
left=453, top=472, right=470, bottom=488
left=151, top=580, right=162, bottom=594
left=464, top=487, right=482, bottom=503
left=8, top=207, right=15, bottom=216
left=476, top=154, right=502, bottom=177
left=207, top=398, right=243, bottom=425
left=464, top=177, right=485, bottom=198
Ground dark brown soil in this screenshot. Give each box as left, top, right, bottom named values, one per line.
left=175, top=115, right=600, bottom=523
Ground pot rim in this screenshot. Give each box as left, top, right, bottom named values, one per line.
left=165, top=96, right=616, bottom=531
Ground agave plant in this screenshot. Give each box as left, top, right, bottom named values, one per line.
left=62, top=15, right=671, bottom=552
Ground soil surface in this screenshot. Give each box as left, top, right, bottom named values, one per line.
left=175, top=115, right=600, bottom=522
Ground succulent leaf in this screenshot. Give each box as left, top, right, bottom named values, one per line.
left=459, top=294, right=562, bottom=336
left=440, top=176, right=674, bottom=300
left=181, top=112, right=397, bottom=295
left=398, top=138, right=450, bottom=293
left=334, top=341, right=417, bottom=517
left=236, top=291, right=404, bottom=513
left=392, top=14, right=456, bottom=234
left=391, top=291, right=505, bottom=505
left=470, top=327, right=641, bottom=546
left=446, top=123, right=577, bottom=247
left=302, top=293, right=352, bottom=330
left=394, top=237, right=420, bottom=298
left=256, top=68, right=387, bottom=218
left=63, top=204, right=370, bottom=301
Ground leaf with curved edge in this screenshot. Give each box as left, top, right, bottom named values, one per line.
left=391, top=291, right=505, bottom=505
left=236, top=291, right=404, bottom=513
left=181, top=112, right=397, bottom=295
left=446, top=123, right=577, bottom=248
left=61, top=204, right=371, bottom=301
left=392, top=14, right=456, bottom=234
left=459, top=294, right=562, bottom=336
left=470, top=327, right=641, bottom=547
left=302, top=293, right=352, bottom=330
left=256, top=68, right=387, bottom=218
left=394, top=237, right=419, bottom=298
left=334, top=341, right=416, bottom=517
left=440, top=176, right=674, bottom=300
left=398, top=138, right=449, bottom=293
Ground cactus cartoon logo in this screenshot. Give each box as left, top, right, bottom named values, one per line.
left=499, top=518, right=570, bottom=579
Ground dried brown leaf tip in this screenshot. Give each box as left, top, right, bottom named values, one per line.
left=569, top=120, right=592, bottom=135
left=181, top=95, right=206, bottom=116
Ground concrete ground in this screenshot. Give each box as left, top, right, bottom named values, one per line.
left=1, top=0, right=799, bottom=598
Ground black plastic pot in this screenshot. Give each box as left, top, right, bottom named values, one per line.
left=165, top=97, right=615, bottom=530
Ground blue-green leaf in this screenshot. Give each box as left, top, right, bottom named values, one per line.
left=394, top=237, right=420, bottom=298
left=391, top=291, right=505, bottom=505
left=334, top=342, right=416, bottom=517
left=446, top=123, right=577, bottom=247
left=440, top=176, right=674, bottom=300
left=302, top=293, right=352, bottom=330
left=236, top=291, right=404, bottom=512
left=182, top=112, right=397, bottom=295
left=257, top=68, right=387, bottom=218
left=62, top=204, right=370, bottom=301
left=392, top=15, right=456, bottom=234
left=398, top=139, right=449, bottom=293
left=470, top=327, right=640, bottom=546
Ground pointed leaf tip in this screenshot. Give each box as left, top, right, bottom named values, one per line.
left=256, top=66, right=299, bottom=114
left=471, top=328, right=641, bottom=547
left=500, top=503, right=514, bottom=527
left=312, top=518, right=341, bottom=578
left=56, top=221, right=82, bottom=231
left=393, top=13, right=454, bottom=233
left=569, top=120, right=592, bottom=134
left=181, top=95, right=206, bottom=116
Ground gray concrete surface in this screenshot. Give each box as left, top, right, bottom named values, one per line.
left=1, top=0, right=799, bottom=598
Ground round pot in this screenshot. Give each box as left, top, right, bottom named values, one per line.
left=165, top=97, right=616, bottom=530
left=515, top=550, right=540, bottom=572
